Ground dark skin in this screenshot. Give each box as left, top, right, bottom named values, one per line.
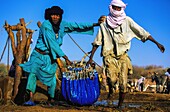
left=51, top=14, right=106, bottom=66
left=87, top=35, right=165, bottom=66
left=112, top=5, right=121, bottom=11
left=87, top=4, right=165, bottom=109
left=111, top=5, right=165, bottom=53
left=86, top=5, right=165, bottom=66
left=51, top=14, right=72, bottom=65
left=87, top=6, right=121, bottom=66
left=147, top=35, right=165, bottom=53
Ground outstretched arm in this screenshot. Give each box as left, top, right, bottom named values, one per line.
left=146, top=35, right=165, bottom=53
left=86, top=45, right=99, bottom=66
left=93, top=15, right=106, bottom=26
left=65, top=15, right=105, bottom=34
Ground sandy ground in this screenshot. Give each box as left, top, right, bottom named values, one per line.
left=1, top=90, right=170, bottom=112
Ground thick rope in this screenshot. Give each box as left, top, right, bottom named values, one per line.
left=7, top=37, right=10, bottom=71
left=67, top=33, right=102, bottom=68
left=0, top=37, right=9, bottom=62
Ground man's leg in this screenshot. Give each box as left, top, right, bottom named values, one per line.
left=118, top=92, right=126, bottom=108
left=117, top=56, right=128, bottom=108
left=103, top=55, right=119, bottom=99
left=47, top=77, right=56, bottom=104
left=107, top=77, right=113, bottom=99
left=26, top=73, right=36, bottom=101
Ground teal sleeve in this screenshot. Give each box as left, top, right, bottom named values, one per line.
left=64, top=22, right=94, bottom=35
left=41, top=27, right=65, bottom=60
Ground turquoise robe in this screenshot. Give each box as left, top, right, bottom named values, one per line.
left=19, top=20, right=94, bottom=97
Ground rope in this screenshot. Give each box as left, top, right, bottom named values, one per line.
left=67, top=33, right=102, bottom=68
left=0, top=36, right=9, bottom=62
left=7, top=37, right=10, bottom=71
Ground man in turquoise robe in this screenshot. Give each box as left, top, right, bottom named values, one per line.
left=20, top=6, right=101, bottom=106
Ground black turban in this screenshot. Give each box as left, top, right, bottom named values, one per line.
left=44, top=8, right=51, bottom=20
left=44, top=6, right=64, bottom=20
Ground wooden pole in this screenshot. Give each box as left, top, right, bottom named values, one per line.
left=4, top=18, right=35, bottom=100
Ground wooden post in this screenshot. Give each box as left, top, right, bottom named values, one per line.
left=4, top=18, right=35, bottom=100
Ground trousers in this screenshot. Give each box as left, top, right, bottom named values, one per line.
left=26, top=73, right=56, bottom=98
left=103, top=53, right=132, bottom=93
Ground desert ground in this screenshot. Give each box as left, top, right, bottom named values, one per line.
left=1, top=89, right=170, bottom=112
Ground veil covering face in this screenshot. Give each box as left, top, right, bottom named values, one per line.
left=106, top=0, right=127, bottom=28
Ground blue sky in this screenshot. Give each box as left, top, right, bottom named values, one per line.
left=0, top=0, right=170, bottom=68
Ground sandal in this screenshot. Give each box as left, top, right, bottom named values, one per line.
left=23, top=100, right=36, bottom=106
